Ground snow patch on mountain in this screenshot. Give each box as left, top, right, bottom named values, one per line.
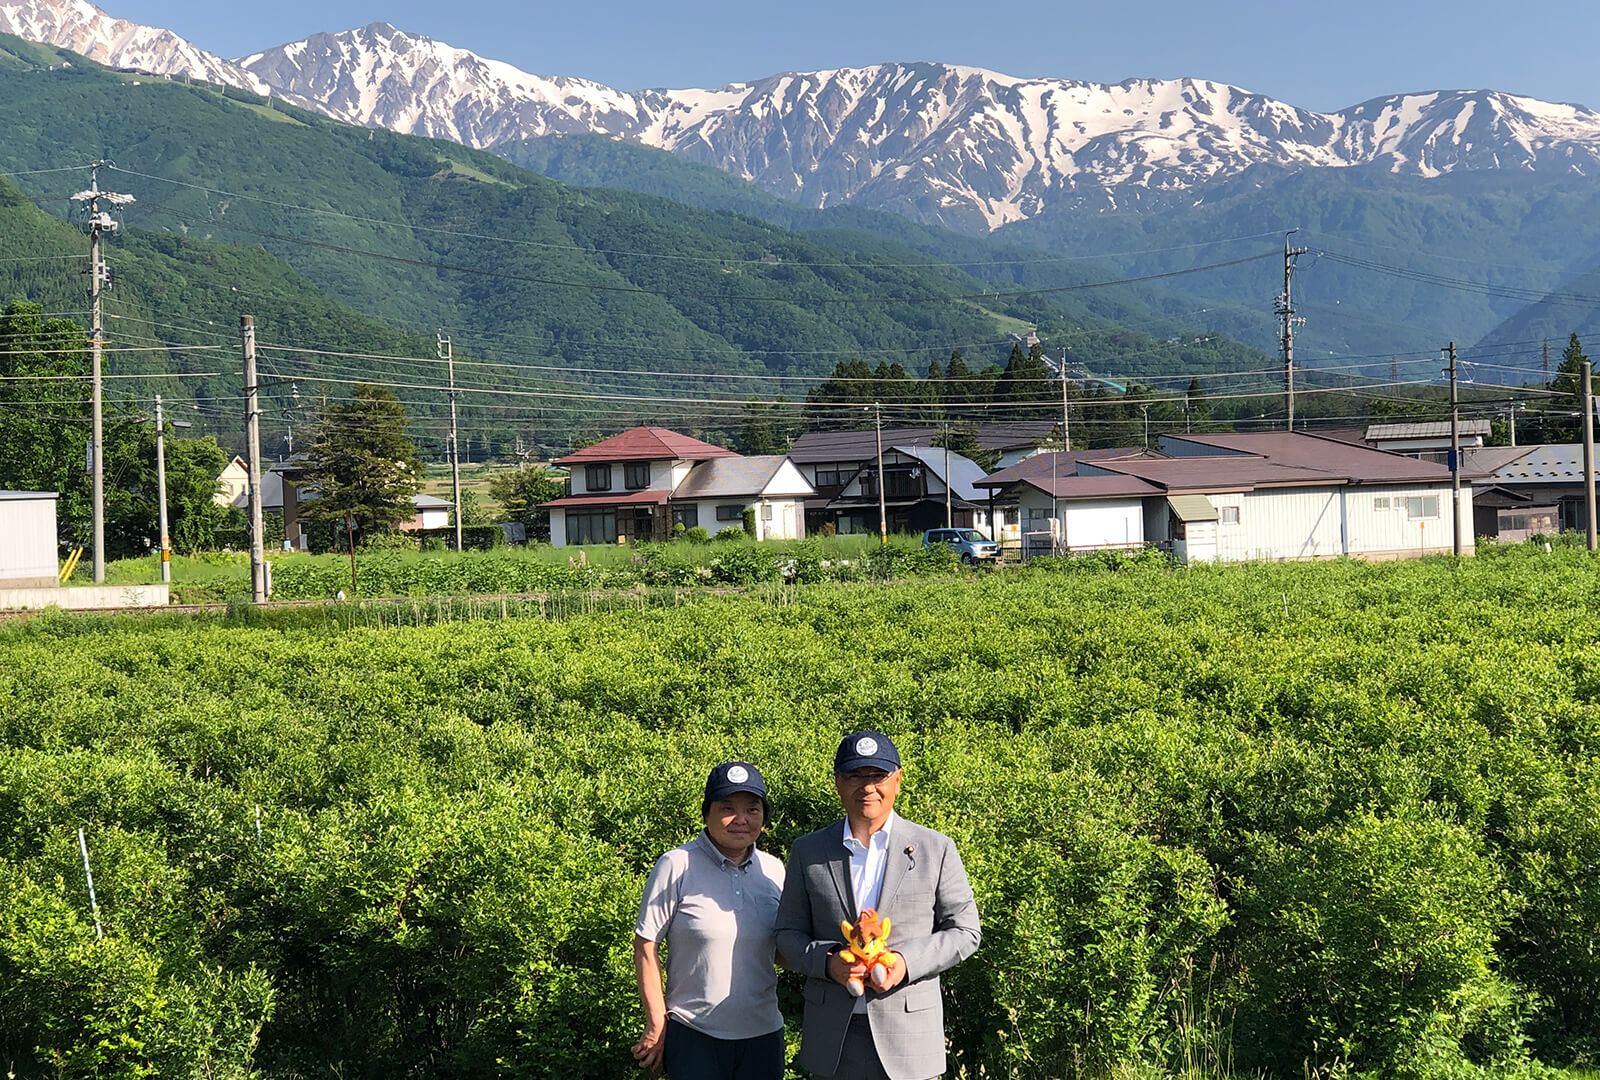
left=6, top=0, right=1600, bottom=232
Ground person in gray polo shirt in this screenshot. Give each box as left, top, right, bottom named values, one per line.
left=632, top=760, right=787, bottom=1079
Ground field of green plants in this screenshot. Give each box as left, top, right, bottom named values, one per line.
left=5, top=545, right=1600, bottom=1080
left=99, top=534, right=933, bottom=604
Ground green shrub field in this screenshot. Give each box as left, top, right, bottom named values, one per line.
left=5, top=545, right=1600, bottom=1079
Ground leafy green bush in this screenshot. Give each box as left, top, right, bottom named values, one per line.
left=11, top=549, right=1600, bottom=1078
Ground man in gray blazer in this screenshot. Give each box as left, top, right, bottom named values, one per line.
left=775, top=731, right=981, bottom=1079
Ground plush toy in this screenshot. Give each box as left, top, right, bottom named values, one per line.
left=839, top=908, right=893, bottom=997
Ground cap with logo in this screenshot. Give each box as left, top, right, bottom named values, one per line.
left=704, top=760, right=768, bottom=805
left=833, top=730, right=901, bottom=774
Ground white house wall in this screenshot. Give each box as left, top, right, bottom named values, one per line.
left=0, top=497, right=59, bottom=584
left=1340, top=484, right=1473, bottom=557
left=1014, top=488, right=1142, bottom=551
left=549, top=507, right=568, bottom=548
left=1207, top=484, right=1471, bottom=562
left=760, top=460, right=818, bottom=499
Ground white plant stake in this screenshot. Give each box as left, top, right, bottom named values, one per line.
left=77, top=828, right=103, bottom=940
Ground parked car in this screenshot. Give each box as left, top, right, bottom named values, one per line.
left=922, top=528, right=1000, bottom=563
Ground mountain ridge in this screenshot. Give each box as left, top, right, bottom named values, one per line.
left=5, top=0, right=1599, bottom=235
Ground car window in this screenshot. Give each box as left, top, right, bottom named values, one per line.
left=956, top=530, right=985, bottom=541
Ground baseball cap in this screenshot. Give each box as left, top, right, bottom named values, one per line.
left=704, top=761, right=768, bottom=805
left=833, top=730, right=901, bottom=774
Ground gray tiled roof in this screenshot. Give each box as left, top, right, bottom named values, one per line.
left=673, top=456, right=812, bottom=499
left=1366, top=420, right=1492, bottom=441
left=1487, top=444, right=1588, bottom=482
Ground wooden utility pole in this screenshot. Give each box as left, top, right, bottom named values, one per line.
left=1446, top=342, right=1461, bottom=557
left=155, top=394, right=171, bottom=583
left=1276, top=230, right=1308, bottom=430
left=242, top=315, right=266, bottom=603
left=439, top=330, right=462, bottom=552
left=1585, top=359, right=1596, bottom=552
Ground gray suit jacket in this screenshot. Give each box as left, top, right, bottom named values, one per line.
left=775, top=816, right=981, bottom=1079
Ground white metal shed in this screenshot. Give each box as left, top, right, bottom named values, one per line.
left=0, top=491, right=60, bottom=587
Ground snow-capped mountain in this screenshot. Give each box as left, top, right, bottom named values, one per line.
left=7, top=0, right=1600, bottom=233
left=0, top=0, right=264, bottom=92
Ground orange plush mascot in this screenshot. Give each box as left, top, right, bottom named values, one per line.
left=839, top=908, right=892, bottom=997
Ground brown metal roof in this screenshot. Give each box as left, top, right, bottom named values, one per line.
left=1091, top=455, right=1344, bottom=492
left=541, top=490, right=671, bottom=509
left=1161, top=433, right=1451, bottom=483
left=554, top=426, right=737, bottom=465
left=974, top=447, right=1150, bottom=488
left=1013, top=474, right=1163, bottom=499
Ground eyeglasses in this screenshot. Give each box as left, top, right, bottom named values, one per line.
left=836, top=769, right=897, bottom=789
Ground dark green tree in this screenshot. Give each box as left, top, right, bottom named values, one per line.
left=487, top=463, right=568, bottom=542
left=1545, top=333, right=1596, bottom=441
left=735, top=398, right=802, bottom=455
left=0, top=301, right=92, bottom=547
left=300, top=385, right=423, bottom=540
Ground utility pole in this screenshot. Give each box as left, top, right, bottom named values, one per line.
left=1446, top=342, right=1461, bottom=557
left=1543, top=338, right=1552, bottom=383
left=873, top=402, right=887, bottom=546
left=943, top=419, right=952, bottom=528
left=155, top=395, right=171, bottom=583
left=1276, top=230, right=1308, bottom=431
left=242, top=315, right=266, bottom=603
left=1507, top=402, right=1518, bottom=448
left=1059, top=349, right=1071, bottom=451
left=439, top=330, right=462, bottom=552
left=71, top=162, right=134, bottom=582
left=1584, top=359, right=1596, bottom=553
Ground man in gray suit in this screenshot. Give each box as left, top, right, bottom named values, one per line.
left=775, top=731, right=981, bottom=1080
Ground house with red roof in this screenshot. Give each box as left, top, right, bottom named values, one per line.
left=977, top=432, right=1473, bottom=562
left=542, top=427, right=813, bottom=547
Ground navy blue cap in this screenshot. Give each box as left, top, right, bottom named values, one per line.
left=833, top=731, right=901, bottom=774
left=704, top=761, right=767, bottom=805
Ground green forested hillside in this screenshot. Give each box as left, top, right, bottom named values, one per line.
left=0, top=35, right=1280, bottom=458
left=996, top=166, right=1600, bottom=364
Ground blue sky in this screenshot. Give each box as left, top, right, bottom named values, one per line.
left=112, top=0, right=1600, bottom=111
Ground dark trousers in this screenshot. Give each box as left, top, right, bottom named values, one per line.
left=820, top=1014, right=936, bottom=1080
left=663, top=1015, right=784, bottom=1080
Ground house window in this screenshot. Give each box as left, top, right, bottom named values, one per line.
left=1406, top=496, right=1440, bottom=520
left=1373, top=497, right=1391, bottom=511
left=566, top=509, right=616, bottom=546
left=1028, top=507, right=1051, bottom=527
left=761, top=503, right=773, bottom=521
left=625, top=461, right=651, bottom=490
left=585, top=464, right=612, bottom=492
left=885, top=468, right=922, bottom=499
left=673, top=504, right=699, bottom=529
left=716, top=504, right=744, bottom=522
left=814, top=463, right=858, bottom=491
left=1220, top=506, right=1241, bottom=525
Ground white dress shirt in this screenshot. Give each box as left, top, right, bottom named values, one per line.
left=841, top=811, right=897, bottom=1012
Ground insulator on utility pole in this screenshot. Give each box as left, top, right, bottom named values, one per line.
left=70, top=161, right=133, bottom=583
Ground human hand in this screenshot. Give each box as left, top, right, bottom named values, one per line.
left=631, top=1018, right=666, bottom=1077
left=868, top=951, right=906, bottom=992
left=827, top=948, right=868, bottom=992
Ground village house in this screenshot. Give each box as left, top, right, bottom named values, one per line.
left=787, top=422, right=1057, bottom=537
left=541, top=426, right=813, bottom=547
left=977, top=432, right=1472, bottom=562
left=1468, top=444, right=1583, bottom=538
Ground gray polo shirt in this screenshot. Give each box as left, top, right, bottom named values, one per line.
left=636, top=830, right=785, bottom=1040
